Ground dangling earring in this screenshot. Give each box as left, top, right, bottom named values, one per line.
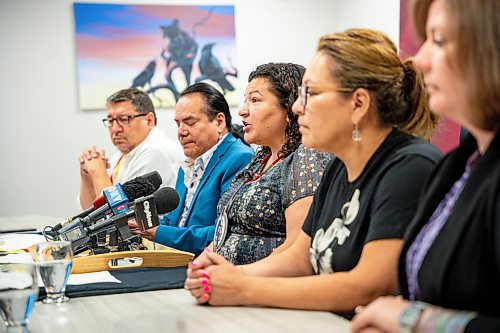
left=352, top=124, right=361, bottom=142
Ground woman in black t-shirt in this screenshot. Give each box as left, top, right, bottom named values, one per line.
left=185, top=28, right=441, bottom=315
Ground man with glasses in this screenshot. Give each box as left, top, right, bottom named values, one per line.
left=78, top=88, right=182, bottom=209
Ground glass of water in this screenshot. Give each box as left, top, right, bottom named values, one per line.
left=0, top=263, right=38, bottom=332
left=36, top=241, right=72, bottom=304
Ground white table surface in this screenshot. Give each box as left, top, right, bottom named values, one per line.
left=0, top=216, right=351, bottom=333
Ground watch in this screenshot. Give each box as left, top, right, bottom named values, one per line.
left=399, top=301, right=428, bottom=333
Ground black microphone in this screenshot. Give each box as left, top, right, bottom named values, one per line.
left=89, top=171, right=162, bottom=213
left=93, top=171, right=162, bottom=206
left=135, top=187, right=180, bottom=231
left=86, top=211, right=134, bottom=235
left=86, top=187, right=179, bottom=236
left=53, top=171, right=162, bottom=232
left=58, top=187, right=179, bottom=251
left=57, top=182, right=134, bottom=235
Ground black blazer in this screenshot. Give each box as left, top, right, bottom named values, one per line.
left=398, top=133, right=500, bottom=332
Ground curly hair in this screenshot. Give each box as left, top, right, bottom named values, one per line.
left=248, top=63, right=305, bottom=159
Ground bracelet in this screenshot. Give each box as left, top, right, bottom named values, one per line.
left=399, top=301, right=428, bottom=333
left=442, top=311, right=477, bottom=332
left=419, top=308, right=478, bottom=333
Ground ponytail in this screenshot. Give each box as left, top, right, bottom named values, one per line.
left=397, top=58, right=439, bottom=140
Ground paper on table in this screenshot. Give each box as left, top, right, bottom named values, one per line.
left=1, top=234, right=122, bottom=285
left=67, top=271, right=122, bottom=285
left=0, top=233, right=47, bottom=251
left=36, top=269, right=122, bottom=287
left=0, top=252, right=34, bottom=264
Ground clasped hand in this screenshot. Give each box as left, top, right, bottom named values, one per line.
left=79, top=145, right=110, bottom=175
left=184, top=248, right=247, bottom=306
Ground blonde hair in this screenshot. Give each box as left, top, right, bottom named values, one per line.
left=413, top=0, right=500, bottom=130
left=317, top=28, right=439, bottom=139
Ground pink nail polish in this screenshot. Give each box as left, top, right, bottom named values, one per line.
left=204, top=247, right=213, bottom=253
left=202, top=294, right=209, bottom=301
left=201, top=272, right=209, bottom=278
left=192, top=260, right=198, bottom=266
left=203, top=286, right=212, bottom=293
left=201, top=279, right=208, bottom=285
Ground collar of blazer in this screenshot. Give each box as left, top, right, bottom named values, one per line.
left=399, top=132, right=500, bottom=300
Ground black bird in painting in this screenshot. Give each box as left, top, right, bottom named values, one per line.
left=195, top=43, right=235, bottom=93
left=131, top=60, right=156, bottom=89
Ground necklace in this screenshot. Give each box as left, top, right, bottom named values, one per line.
left=214, top=152, right=282, bottom=252
left=243, top=152, right=282, bottom=184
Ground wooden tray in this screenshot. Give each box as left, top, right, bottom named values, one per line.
left=72, top=240, right=193, bottom=274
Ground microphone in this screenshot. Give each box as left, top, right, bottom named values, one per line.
left=88, top=187, right=179, bottom=234
left=57, top=182, right=134, bottom=235
left=135, top=187, right=180, bottom=231
left=92, top=170, right=162, bottom=209
left=58, top=187, right=180, bottom=251
left=53, top=171, right=162, bottom=232
left=103, top=184, right=129, bottom=215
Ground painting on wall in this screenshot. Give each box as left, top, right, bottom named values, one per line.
left=74, top=3, right=238, bottom=110
left=399, top=0, right=460, bottom=154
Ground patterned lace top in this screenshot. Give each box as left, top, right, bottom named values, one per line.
left=215, top=145, right=333, bottom=265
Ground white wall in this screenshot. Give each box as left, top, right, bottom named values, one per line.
left=334, top=0, right=400, bottom=45
left=0, top=0, right=399, bottom=218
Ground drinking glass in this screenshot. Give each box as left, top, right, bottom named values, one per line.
left=36, top=241, right=72, bottom=304
left=0, top=263, right=38, bottom=332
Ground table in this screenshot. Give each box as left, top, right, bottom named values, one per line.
left=26, top=288, right=350, bottom=333
left=0, top=216, right=351, bottom=333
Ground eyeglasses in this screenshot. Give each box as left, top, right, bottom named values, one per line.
left=102, top=114, right=148, bottom=127
left=298, top=84, right=353, bottom=108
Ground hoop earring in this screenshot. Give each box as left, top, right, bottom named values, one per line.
left=352, top=124, right=361, bottom=142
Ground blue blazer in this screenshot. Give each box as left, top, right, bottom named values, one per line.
left=155, top=134, right=254, bottom=255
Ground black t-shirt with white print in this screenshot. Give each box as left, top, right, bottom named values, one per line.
left=302, top=129, right=442, bottom=274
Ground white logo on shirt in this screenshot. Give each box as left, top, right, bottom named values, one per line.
left=310, top=189, right=360, bottom=274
